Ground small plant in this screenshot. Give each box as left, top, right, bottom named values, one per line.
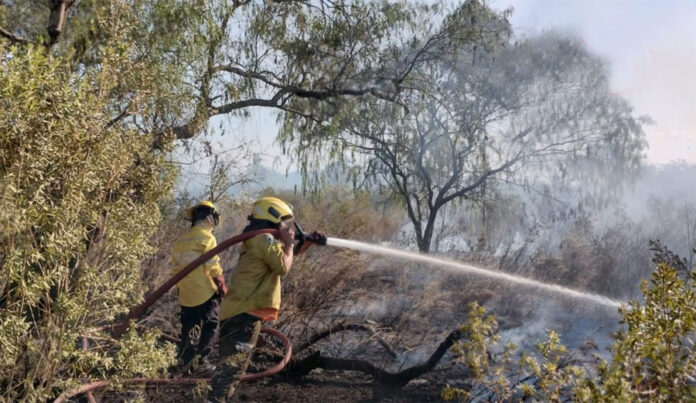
left=444, top=244, right=696, bottom=402
left=578, top=262, right=696, bottom=401
left=443, top=302, right=583, bottom=402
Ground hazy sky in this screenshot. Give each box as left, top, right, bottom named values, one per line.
left=493, top=0, right=696, bottom=164
left=205, top=0, right=696, bottom=171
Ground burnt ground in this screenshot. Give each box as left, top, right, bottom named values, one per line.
left=237, top=372, right=436, bottom=402
left=118, top=256, right=617, bottom=402
left=226, top=257, right=618, bottom=403
left=202, top=262, right=475, bottom=402
left=235, top=365, right=463, bottom=403
left=227, top=334, right=464, bottom=403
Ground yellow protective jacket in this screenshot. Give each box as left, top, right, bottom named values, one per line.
left=220, top=233, right=288, bottom=320
left=169, top=223, right=223, bottom=307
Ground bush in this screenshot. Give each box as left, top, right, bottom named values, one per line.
left=580, top=262, right=696, bottom=401
left=445, top=247, right=696, bottom=402
left=0, top=31, right=175, bottom=403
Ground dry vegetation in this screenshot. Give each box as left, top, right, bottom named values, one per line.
left=125, top=186, right=695, bottom=402
left=3, top=0, right=695, bottom=400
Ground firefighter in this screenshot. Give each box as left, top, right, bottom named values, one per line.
left=209, top=197, right=323, bottom=401
left=169, top=201, right=227, bottom=372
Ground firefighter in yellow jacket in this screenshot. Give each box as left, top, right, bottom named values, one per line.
left=170, top=201, right=227, bottom=370
left=209, top=197, right=322, bottom=402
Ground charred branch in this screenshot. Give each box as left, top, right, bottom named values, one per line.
left=47, top=0, right=75, bottom=46
left=1, top=0, right=76, bottom=46
left=0, top=26, right=30, bottom=45
left=296, top=321, right=397, bottom=359
left=105, top=107, right=131, bottom=129
left=289, top=328, right=465, bottom=388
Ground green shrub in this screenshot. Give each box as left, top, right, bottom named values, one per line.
left=445, top=258, right=696, bottom=402
left=0, top=30, right=175, bottom=403
left=443, top=303, right=584, bottom=402
left=578, top=263, right=696, bottom=401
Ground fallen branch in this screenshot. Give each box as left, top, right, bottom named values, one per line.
left=0, top=27, right=30, bottom=45
left=289, top=328, right=465, bottom=387
left=296, top=321, right=398, bottom=359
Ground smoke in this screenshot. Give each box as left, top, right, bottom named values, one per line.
left=324, top=237, right=623, bottom=371
left=497, top=303, right=615, bottom=358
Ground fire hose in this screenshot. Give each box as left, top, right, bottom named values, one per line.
left=56, top=227, right=325, bottom=402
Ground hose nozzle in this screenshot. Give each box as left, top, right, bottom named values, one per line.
left=306, top=231, right=328, bottom=245
left=293, top=222, right=327, bottom=253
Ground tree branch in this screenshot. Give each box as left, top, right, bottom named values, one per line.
left=440, top=152, right=525, bottom=205
left=413, top=115, right=435, bottom=212
left=211, top=83, right=397, bottom=116
left=105, top=106, right=131, bottom=128
left=0, top=26, right=30, bottom=45
left=215, top=64, right=285, bottom=89
left=47, top=0, right=71, bottom=46
left=289, top=328, right=466, bottom=387
left=212, top=93, right=289, bottom=115
left=295, top=321, right=398, bottom=359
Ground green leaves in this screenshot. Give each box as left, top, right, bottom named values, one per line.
left=0, top=315, right=30, bottom=367
left=446, top=302, right=584, bottom=402
left=0, top=5, right=175, bottom=398
left=445, top=259, right=696, bottom=402
left=115, top=326, right=177, bottom=378
left=584, top=263, right=696, bottom=401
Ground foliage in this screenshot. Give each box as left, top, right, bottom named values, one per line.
left=578, top=261, right=696, bottom=401
left=444, top=249, right=696, bottom=402
left=0, top=3, right=176, bottom=400
left=283, top=25, right=647, bottom=252
left=443, top=303, right=584, bottom=402
left=3, top=0, right=480, bottom=148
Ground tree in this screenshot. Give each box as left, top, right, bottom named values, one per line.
left=2, top=0, right=495, bottom=148
left=0, top=11, right=177, bottom=401
left=1, top=0, right=493, bottom=398
left=284, top=32, right=647, bottom=252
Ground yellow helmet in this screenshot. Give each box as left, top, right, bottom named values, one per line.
left=185, top=200, right=217, bottom=220
left=251, top=197, right=293, bottom=224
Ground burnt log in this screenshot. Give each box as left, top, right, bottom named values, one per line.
left=289, top=328, right=465, bottom=388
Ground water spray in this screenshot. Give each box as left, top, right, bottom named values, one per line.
left=325, top=237, right=622, bottom=309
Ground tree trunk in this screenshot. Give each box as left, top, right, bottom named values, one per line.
left=47, top=0, right=69, bottom=45
left=417, top=209, right=440, bottom=253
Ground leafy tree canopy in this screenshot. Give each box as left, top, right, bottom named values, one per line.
left=281, top=29, right=648, bottom=251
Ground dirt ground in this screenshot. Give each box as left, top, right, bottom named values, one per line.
left=95, top=366, right=456, bottom=402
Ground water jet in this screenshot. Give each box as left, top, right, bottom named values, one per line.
left=326, top=237, right=622, bottom=309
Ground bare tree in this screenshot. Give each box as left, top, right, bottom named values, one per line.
left=204, top=149, right=254, bottom=203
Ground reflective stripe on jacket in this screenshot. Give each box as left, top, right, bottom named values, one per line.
left=220, top=233, right=287, bottom=320
left=170, top=223, right=223, bottom=307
